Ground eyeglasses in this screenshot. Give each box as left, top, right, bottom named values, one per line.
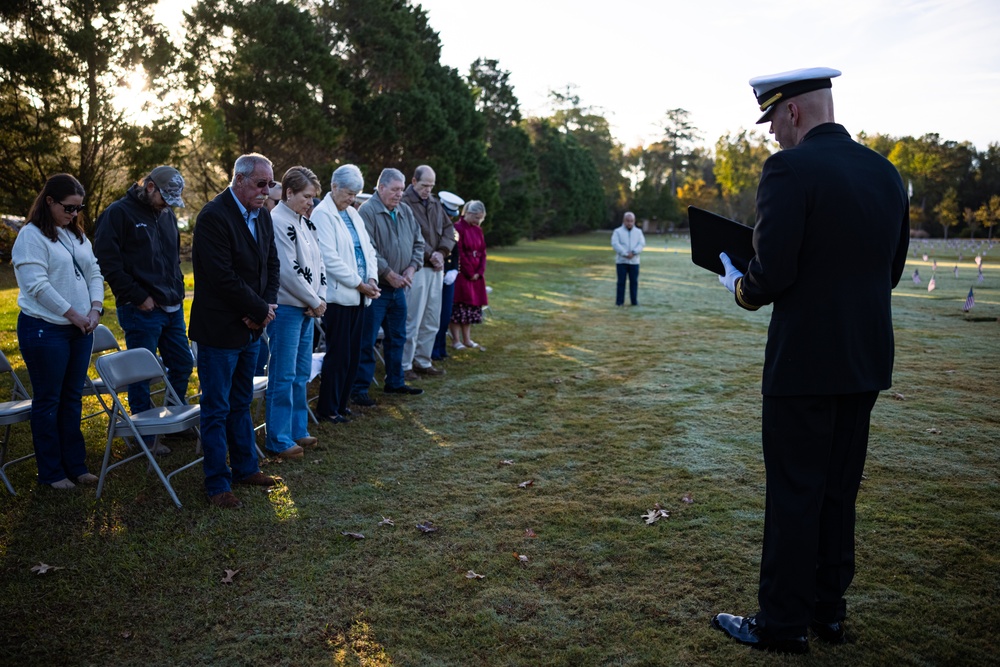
left=55, top=201, right=85, bottom=214
left=251, top=179, right=278, bottom=189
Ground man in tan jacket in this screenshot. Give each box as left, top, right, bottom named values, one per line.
left=400, top=165, right=456, bottom=380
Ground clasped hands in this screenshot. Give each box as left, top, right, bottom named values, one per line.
left=357, top=279, right=381, bottom=300
left=718, top=253, right=743, bottom=294
left=243, top=303, right=278, bottom=330
left=384, top=266, right=416, bottom=289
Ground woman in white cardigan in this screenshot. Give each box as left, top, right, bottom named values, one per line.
left=264, top=166, right=326, bottom=459
left=12, top=173, right=105, bottom=489
left=311, top=164, right=380, bottom=423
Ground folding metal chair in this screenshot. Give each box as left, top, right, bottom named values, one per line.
left=0, top=349, right=33, bottom=495
left=95, top=348, right=202, bottom=508
left=81, top=324, right=120, bottom=422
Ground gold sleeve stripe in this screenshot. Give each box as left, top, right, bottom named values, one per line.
left=735, top=277, right=761, bottom=311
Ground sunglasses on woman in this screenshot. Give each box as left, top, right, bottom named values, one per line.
left=55, top=201, right=85, bottom=214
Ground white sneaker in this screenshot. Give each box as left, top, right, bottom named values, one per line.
left=50, top=478, right=76, bottom=490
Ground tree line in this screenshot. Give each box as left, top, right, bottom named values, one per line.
left=3, top=0, right=998, bottom=247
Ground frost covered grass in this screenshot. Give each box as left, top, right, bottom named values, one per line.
left=0, top=232, right=998, bottom=665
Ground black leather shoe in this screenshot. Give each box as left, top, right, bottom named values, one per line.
left=383, top=384, right=424, bottom=395
left=342, top=408, right=354, bottom=417
left=809, top=620, right=846, bottom=644
left=351, top=393, right=377, bottom=407
left=711, top=613, right=808, bottom=654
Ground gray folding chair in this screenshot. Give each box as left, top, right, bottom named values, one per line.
left=95, top=348, right=202, bottom=508
left=0, top=349, right=33, bottom=495
left=81, top=324, right=121, bottom=422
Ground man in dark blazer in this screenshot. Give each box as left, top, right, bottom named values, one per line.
left=189, top=153, right=282, bottom=509
left=712, top=68, right=910, bottom=653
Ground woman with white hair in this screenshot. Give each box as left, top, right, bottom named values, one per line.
left=449, top=200, right=488, bottom=351
left=311, top=164, right=380, bottom=423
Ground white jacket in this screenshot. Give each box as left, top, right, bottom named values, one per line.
left=611, top=225, right=646, bottom=265
left=312, top=194, right=379, bottom=306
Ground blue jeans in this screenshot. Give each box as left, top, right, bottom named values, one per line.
left=264, top=306, right=314, bottom=453
left=197, top=340, right=261, bottom=496
left=17, top=313, right=93, bottom=484
left=616, top=263, right=640, bottom=305
left=318, top=303, right=365, bottom=417
left=116, top=303, right=194, bottom=412
left=354, top=285, right=406, bottom=393
left=433, top=281, right=455, bottom=360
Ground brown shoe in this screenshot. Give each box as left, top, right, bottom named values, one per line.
left=236, top=472, right=281, bottom=487
left=403, top=369, right=419, bottom=382
left=270, top=445, right=304, bottom=460
left=414, top=365, right=445, bottom=376
left=208, top=491, right=243, bottom=509
left=296, top=436, right=318, bottom=449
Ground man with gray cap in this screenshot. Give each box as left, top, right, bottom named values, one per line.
left=711, top=68, right=909, bottom=653
left=94, top=166, right=194, bottom=451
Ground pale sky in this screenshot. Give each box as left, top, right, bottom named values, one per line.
left=158, top=0, right=1000, bottom=152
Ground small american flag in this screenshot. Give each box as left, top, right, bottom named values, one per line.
left=912, top=269, right=921, bottom=285
left=927, top=276, right=936, bottom=292
left=932, top=259, right=937, bottom=271
left=978, top=268, right=985, bottom=284
left=922, top=254, right=929, bottom=261
left=953, top=265, right=959, bottom=278
left=975, top=255, right=983, bottom=268
left=963, top=287, right=975, bottom=312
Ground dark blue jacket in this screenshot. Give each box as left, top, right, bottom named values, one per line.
left=189, top=189, right=279, bottom=348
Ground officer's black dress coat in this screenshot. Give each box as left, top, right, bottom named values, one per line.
left=735, top=123, right=910, bottom=397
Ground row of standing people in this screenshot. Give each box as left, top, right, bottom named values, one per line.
left=9, top=157, right=488, bottom=508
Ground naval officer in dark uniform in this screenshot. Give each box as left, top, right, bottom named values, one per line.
left=711, top=67, right=910, bottom=653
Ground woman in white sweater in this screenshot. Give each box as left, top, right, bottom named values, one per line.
left=264, top=166, right=327, bottom=460
left=311, top=164, right=380, bottom=423
left=11, top=174, right=105, bottom=490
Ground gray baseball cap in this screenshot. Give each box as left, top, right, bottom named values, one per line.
left=147, top=165, right=186, bottom=207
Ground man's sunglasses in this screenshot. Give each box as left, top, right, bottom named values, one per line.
left=250, top=178, right=278, bottom=189
left=56, top=202, right=85, bottom=214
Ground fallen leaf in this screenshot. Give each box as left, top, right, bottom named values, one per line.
left=378, top=516, right=395, bottom=527
left=416, top=521, right=438, bottom=533
left=524, top=528, right=537, bottom=538
left=926, top=428, right=941, bottom=434
left=499, top=459, right=515, bottom=466
left=681, top=493, right=694, bottom=504
left=513, top=551, right=529, bottom=564
left=221, top=569, right=240, bottom=583
left=641, top=507, right=671, bottom=524
left=30, top=563, right=63, bottom=575
left=892, top=392, right=905, bottom=400
left=120, top=631, right=132, bottom=639
left=341, top=531, right=365, bottom=540
left=310, top=459, right=322, bottom=464
left=518, top=480, right=534, bottom=489
left=552, top=378, right=562, bottom=384
left=516, top=393, right=525, bottom=398
left=572, top=374, right=585, bottom=379
left=465, top=570, right=486, bottom=579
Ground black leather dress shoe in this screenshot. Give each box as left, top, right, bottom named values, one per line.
left=809, top=620, right=846, bottom=644
left=383, top=384, right=424, bottom=395
left=711, top=613, right=808, bottom=654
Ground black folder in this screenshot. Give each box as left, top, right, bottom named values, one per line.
left=688, top=206, right=755, bottom=276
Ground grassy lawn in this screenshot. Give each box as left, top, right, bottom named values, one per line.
left=1, top=232, right=998, bottom=666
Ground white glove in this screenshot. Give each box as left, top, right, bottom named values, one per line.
left=718, top=252, right=743, bottom=294
left=443, top=269, right=458, bottom=286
